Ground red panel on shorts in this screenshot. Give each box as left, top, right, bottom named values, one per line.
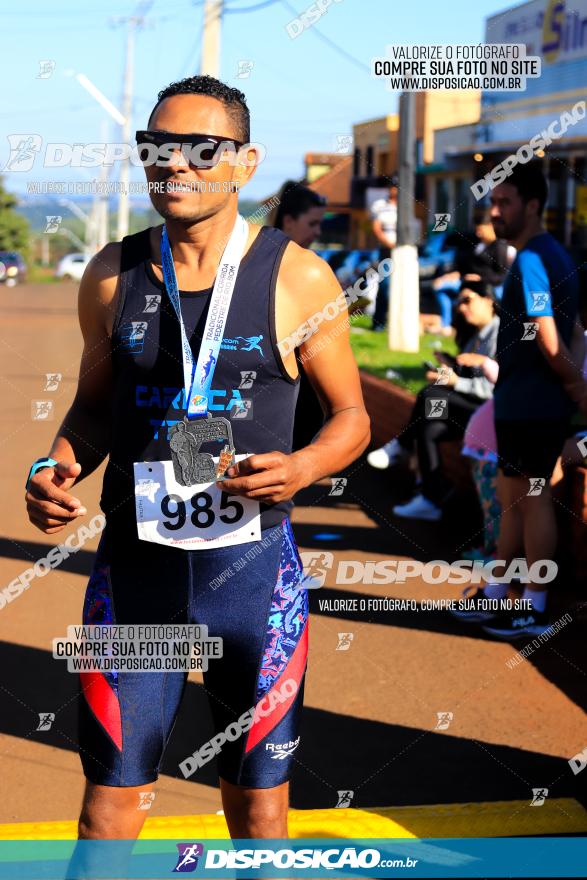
left=80, top=671, right=123, bottom=751
left=245, top=622, right=308, bottom=754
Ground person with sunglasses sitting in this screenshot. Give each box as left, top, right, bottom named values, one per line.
left=369, top=280, right=500, bottom=521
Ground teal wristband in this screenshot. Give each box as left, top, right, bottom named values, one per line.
left=26, top=457, right=58, bottom=490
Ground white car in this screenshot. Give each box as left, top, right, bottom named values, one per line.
left=55, top=253, right=91, bottom=282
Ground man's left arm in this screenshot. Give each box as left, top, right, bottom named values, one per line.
left=534, top=314, right=587, bottom=411
left=219, top=248, right=371, bottom=503
left=519, top=250, right=587, bottom=410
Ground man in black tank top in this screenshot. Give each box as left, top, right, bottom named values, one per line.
left=25, top=76, right=370, bottom=849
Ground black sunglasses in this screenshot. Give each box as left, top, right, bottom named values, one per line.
left=135, top=130, right=245, bottom=167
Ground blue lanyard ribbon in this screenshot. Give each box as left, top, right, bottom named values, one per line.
left=160, top=215, right=249, bottom=418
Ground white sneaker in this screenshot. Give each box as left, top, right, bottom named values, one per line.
left=393, top=493, right=442, bottom=521
left=367, top=439, right=410, bottom=469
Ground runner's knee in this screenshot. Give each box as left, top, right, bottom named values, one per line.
left=78, top=786, right=148, bottom=839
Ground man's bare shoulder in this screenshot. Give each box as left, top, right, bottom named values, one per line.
left=83, top=242, right=122, bottom=302
left=78, top=241, right=125, bottom=334
left=278, top=240, right=340, bottom=303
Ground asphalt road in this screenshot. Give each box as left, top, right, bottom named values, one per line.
left=0, top=281, right=585, bottom=827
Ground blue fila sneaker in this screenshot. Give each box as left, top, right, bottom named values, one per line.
left=482, top=608, right=552, bottom=639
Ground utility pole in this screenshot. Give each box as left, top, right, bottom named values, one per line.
left=200, top=0, right=223, bottom=77
left=116, top=17, right=138, bottom=241
left=388, top=92, right=420, bottom=353
left=112, top=2, right=153, bottom=240
left=96, top=121, right=110, bottom=249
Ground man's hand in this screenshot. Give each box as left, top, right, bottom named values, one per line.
left=218, top=452, right=307, bottom=504
left=456, top=353, right=488, bottom=368
left=25, top=461, right=86, bottom=534
left=434, top=351, right=455, bottom=367
left=426, top=369, right=457, bottom=386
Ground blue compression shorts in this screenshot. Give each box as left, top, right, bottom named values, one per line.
left=78, top=518, right=309, bottom=789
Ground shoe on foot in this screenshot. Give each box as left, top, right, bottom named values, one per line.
left=482, top=608, right=552, bottom=639
left=449, top=587, right=499, bottom=623
left=367, top=438, right=410, bottom=470
left=392, top=493, right=442, bottom=521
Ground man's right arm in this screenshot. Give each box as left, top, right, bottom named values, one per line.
left=25, top=244, right=121, bottom=533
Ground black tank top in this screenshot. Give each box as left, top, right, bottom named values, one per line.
left=100, top=224, right=299, bottom=533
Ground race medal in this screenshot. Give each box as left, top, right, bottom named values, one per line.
left=169, top=414, right=236, bottom=487
left=134, top=457, right=260, bottom=550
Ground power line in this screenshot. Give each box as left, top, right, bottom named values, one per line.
left=279, top=0, right=370, bottom=74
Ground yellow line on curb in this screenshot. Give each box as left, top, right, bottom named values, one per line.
left=0, top=799, right=585, bottom=840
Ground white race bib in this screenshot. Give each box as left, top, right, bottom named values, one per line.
left=133, top=458, right=260, bottom=550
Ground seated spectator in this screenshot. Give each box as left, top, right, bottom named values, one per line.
left=432, top=209, right=514, bottom=333
left=368, top=280, right=500, bottom=521
left=460, top=359, right=501, bottom=560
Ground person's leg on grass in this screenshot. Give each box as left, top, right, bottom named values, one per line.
left=435, top=288, right=453, bottom=329
left=468, top=459, right=501, bottom=557
left=479, top=460, right=501, bottom=556
left=394, top=390, right=479, bottom=518
left=371, top=272, right=389, bottom=331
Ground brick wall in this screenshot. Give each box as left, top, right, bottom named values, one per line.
left=360, top=370, right=474, bottom=491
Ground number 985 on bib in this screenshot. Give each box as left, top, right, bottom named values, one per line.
left=133, top=458, right=261, bottom=550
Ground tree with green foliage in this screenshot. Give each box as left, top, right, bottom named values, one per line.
left=0, top=176, right=30, bottom=261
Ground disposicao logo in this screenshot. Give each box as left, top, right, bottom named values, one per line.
left=173, top=843, right=204, bottom=872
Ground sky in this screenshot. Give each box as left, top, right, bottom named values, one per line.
left=1, top=0, right=518, bottom=202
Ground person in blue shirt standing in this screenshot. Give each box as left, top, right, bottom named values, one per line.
left=453, top=163, right=587, bottom=638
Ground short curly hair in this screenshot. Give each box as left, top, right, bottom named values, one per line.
left=148, top=75, right=250, bottom=142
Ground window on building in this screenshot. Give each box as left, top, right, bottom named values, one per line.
left=366, top=146, right=374, bottom=176
left=353, top=147, right=361, bottom=176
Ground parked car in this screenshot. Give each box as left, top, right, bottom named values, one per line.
left=55, top=253, right=91, bottom=282
left=0, top=251, right=27, bottom=286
